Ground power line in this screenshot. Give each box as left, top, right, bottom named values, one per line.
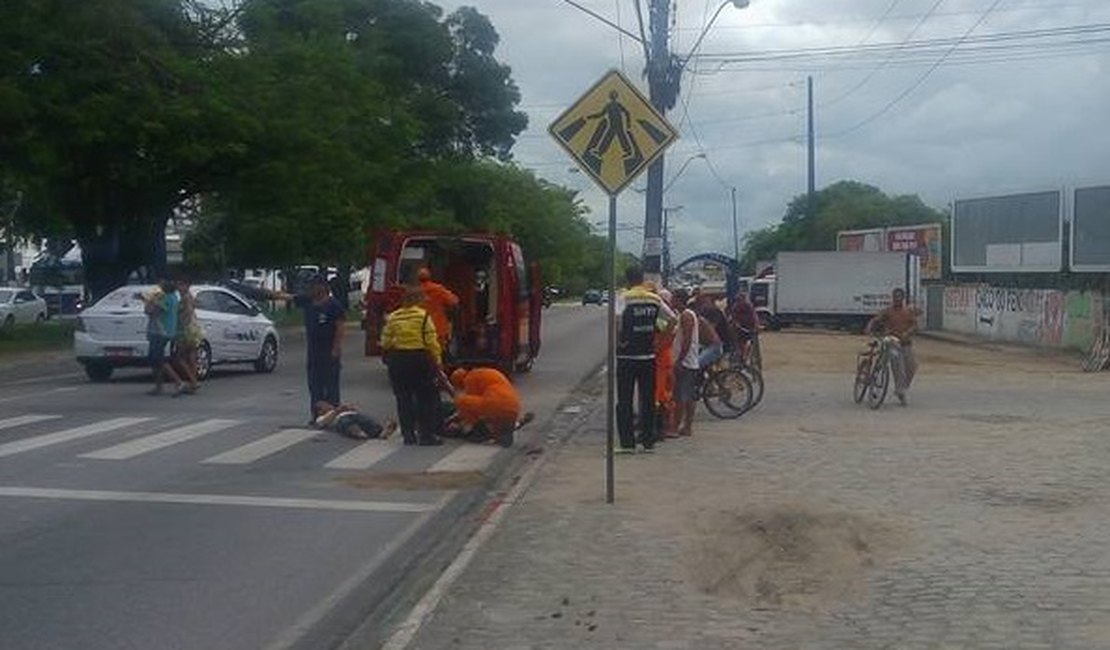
left=825, top=0, right=1008, bottom=138
left=556, top=0, right=645, bottom=43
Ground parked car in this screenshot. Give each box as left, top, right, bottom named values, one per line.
left=0, top=288, right=48, bottom=327
left=582, top=289, right=603, bottom=305
left=74, top=284, right=280, bottom=382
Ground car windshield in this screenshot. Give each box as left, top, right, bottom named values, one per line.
left=0, top=289, right=13, bottom=304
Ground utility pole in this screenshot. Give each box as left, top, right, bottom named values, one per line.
left=731, top=187, right=740, bottom=262
left=807, top=75, right=816, bottom=220
left=643, top=0, right=674, bottom=283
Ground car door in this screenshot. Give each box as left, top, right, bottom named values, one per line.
left=16, top=291, right=38, bottom=323
left=214, top=290, right=261, bottom=360
left=193, top=289, right=234, bottom=362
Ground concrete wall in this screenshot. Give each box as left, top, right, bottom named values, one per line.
left=942, top=284, right=1104, bottom=350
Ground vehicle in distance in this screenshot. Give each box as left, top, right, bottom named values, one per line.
left=582, top=289, right=603, bottom=305
left=0, top=288, right=48, bottom=327
left=75, top=284, right=280, bottom=382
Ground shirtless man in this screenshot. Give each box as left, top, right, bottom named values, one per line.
left=865, top=288, right=918, bottom=406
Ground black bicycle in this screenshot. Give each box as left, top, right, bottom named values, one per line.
left=697, top=360, right=754, bottom=419
left=853, top=335, right=899, bottom=409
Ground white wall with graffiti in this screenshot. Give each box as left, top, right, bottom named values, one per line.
left=942, top=284, right=1104, bottom=349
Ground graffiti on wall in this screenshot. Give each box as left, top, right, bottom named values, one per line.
left=943, top=285, right=1098, bottom=349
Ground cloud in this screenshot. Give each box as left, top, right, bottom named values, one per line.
left=437, top=0, right=1110, bottom=262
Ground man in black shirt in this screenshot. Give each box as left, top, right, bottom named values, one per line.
left=614, top=266, right=676, bottom=453
left=270, top=275, right=346, bottom=422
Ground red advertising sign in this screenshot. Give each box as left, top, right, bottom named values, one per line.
left=886, top=223, right=943, bottom=280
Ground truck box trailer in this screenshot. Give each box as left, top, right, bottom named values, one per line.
left=769, top=251, right=920, bottom=331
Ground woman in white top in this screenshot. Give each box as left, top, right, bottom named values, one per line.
left=671, top=288, right=700, bottom=436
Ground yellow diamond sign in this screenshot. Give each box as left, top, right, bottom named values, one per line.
left=549, top=70, right=678, bottom=196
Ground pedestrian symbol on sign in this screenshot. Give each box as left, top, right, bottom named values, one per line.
left=549, top=70, right=677, bottom=196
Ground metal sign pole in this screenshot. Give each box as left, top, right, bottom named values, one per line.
left=606, top=194, right=617, bottom=504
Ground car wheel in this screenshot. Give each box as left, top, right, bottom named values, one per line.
left=196, top=341, right=212, bottom=381
left=254, top=336, right=278, bottom=373
left=84, top=363, right=113, bottom=382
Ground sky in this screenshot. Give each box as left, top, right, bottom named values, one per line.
left=436, top=0, right=1110, bottom=263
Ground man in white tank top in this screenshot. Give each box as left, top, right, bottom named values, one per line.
left=671, top=288, right=700, bottom=437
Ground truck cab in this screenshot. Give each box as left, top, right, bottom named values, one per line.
left=363, top=231, right=542, bottom=374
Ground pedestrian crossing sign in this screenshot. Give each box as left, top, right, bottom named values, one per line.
left=549, top=69, right=678, bottom=196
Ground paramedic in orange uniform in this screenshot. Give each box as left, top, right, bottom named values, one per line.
left=653, top=287, right=678, bottom=438
left=450, top=367, right=530, bottom=448
left=419, top=268, right=460, bottom=351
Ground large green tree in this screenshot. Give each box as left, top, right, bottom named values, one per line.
left=740, top=180, right=946, bottom=273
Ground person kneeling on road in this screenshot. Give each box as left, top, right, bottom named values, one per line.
left=313, top=401, right=396, bottom=440
left=446, top=368, right=534, bottom=448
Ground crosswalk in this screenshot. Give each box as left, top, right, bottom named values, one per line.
left=0, top=413, right=505, bottom=474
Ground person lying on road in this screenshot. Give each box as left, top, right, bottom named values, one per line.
left=313, top=401, right=396, bottom=440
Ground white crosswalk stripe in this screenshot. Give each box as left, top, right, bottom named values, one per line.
left=428, top=444, right=501, bottom=473
left=0, top=417, right=153, bottom=459
left=325, top=438, right=402, bottom=470
left=81, top=419, right=241, bottom=460
left=203, top=429, right=319, bottom=465
left=0, top=415, right=63, bottom=431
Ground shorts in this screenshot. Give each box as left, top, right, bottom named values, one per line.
left=698, top=342, right=724, bottom=369
left=147, top=335, right=169, bottom=367
left=674, top=366, right=699, bottom=403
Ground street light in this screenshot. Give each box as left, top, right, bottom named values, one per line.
left=633, top=153, right=705, bottom=194
left=681, top=1, right=750, bottom=75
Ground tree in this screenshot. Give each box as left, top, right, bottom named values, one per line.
left=0, top=0, right=249, bottom=298
left=740, top=180, right=946, bottom=273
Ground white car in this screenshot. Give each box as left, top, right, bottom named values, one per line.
left=75, top=284, right=280, bottom=382
left=0, top=288, right=48, bottom=327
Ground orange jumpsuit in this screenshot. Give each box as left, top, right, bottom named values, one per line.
left=654, top=328, right=675, bottom=420
left=454, top=368, right=521, bottom=434
left=421, top=279, right=460, bottom=348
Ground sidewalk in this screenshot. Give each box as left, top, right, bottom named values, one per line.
left=400, top=332, right=1110, bottom=650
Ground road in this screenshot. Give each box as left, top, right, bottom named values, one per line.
left=0, top=303, right=606, bottom=650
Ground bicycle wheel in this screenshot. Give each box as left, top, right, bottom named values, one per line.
left=742, top=366, right=764, bottom=411
left=866, top=356, right=890, bottom=410
left=703, top=369, right=753, bottom=419
left=852, top=356, right=871, bottom=404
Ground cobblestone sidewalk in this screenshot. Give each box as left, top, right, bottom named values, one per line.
left=402, top=333, right=1110, bottom=650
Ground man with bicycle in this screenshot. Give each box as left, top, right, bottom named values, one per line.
left=865, top=288, right=918, bottom=405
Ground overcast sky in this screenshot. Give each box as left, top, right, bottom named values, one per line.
left=437, top=0, right=1110, bottom=262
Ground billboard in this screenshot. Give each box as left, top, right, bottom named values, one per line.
left=836, top=228, right=885, bottom=252
left=887, top=223, right=943, bottom=280
left=952, top=190, right=1063, bottom=273
left=1071, top=185, right=1110, bottom=272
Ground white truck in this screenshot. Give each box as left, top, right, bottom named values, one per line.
left=758, top=251, right=920, bottom=331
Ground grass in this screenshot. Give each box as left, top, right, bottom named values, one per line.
left=0, top=320, right=77, bottom=357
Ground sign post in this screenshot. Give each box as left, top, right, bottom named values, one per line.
left=549, top=70, right=677, bottom=503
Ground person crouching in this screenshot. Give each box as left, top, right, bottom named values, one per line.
left=448, top=368, right=533, bottom=448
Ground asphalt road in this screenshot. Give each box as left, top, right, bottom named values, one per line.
left=0, top=303, right=606, bottom=650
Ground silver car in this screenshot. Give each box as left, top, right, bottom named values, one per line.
left=0, top=288, right=48, bottom=327
left=75, top=284, right=280, bottom=382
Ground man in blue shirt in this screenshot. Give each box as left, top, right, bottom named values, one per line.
left=272, top=275, right=346, bottom=422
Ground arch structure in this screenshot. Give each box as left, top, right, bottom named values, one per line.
left=671, top=253, right=741, bottom=309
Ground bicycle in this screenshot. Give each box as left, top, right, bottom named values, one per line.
left=696, top=359, right=754, bottom=419
left=853, top=335, right=901, bottom=410
left=727, top=328, right=764, bottom=412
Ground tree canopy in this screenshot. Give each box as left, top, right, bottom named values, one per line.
left=740, top=180, right=947, bottom=273
left=1, top=0, right=594, bottom=299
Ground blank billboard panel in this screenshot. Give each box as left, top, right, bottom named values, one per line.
left=1071, top=185, right=1110, bottom=271
left=952, top=190, right=1062, bottom=272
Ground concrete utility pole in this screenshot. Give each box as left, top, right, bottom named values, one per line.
left=731, top=187, right=740, bottom=262
left=642, top=0, right=673, bottom=282
left=807, top=75, right=816, bottom=219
